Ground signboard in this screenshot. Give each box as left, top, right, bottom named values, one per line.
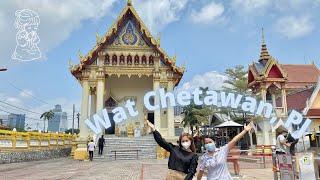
left=298, top=153, right=316, bottom=180
left=278, top=154, right=294, bottom=180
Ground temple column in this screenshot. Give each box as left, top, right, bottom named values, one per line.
left=153, top=80, right=160, bottom=131
left=261, top=87, right=271, bottom=145
left=281, top=88, right=287, bottom=116
left=96, top=80, right=105, bottom=112
left=96, top=69, right=105, bottom=112
left=79, top=80, right=90, bottom=139
left=167, top=80, right=175, bottom=138
left=90, top=92, right=96, bottom=116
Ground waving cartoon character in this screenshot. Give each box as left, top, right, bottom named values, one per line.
left=12, top=9, right=41, bottom=61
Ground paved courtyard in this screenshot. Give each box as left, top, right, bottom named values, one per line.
left=0, top=158, right=273, bottom=180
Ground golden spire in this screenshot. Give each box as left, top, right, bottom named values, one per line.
left=127, top=0, right=132, bottom=6
left=259, top=28, right=270, bottom=64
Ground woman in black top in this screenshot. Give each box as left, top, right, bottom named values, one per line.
left=147, top=120, right=198, bottom=180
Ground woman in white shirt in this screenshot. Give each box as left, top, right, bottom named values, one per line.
left=197, top=122, right=253, bottom=180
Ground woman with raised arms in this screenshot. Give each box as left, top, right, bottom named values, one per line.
left=197, top=122, right=254, bottom=180
left=147, top=120, right=198, bottom=180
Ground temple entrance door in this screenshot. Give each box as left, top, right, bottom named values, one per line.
left=105, top=113, right=115, bottom=134
left=148, top=113, right=154, bottom=125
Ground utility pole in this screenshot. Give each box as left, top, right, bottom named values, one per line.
left=77, top=113, right=80, bottom=130
left=72, top=104, right=75, bottom=134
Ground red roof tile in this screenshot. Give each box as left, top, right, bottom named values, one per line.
left=276, top=87, right=314, bottom=111
left=281, top=64, right=320, bottom=89
left=306, top=109, right=320, bottom=117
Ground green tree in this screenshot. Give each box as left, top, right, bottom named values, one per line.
left=222, top=65, right=253, bottom=124
left=40, top=110, right=54, bottom=132
left=182, top=87, right=211, bottom=135
left=223, top=65, right=249, bottom=94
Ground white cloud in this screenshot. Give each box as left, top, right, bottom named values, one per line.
left=274, top=0, right=318, bottom=11
left=231, top=0, right=271, bottom=14
left=274, top=15, right=314, bottom=39
left=5, top=97, right=22, bottom=105
left=19, top=89, right=34, bottom=98
left=190, top=2, right=224, bottom=24
left=132, top=0, right=188, bottom=34
left=0, top=0, right=117, bottom=66
left=178, top=71, right=228, bottom=92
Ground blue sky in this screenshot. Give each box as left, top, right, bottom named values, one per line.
left=0, top=0, right=319, bottom=129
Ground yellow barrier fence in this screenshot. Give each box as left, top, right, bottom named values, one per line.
left=0, top=130, right=77, bottom=152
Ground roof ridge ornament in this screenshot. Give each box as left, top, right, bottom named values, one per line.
left=96, top=32, right=102, bottom=44
left=127, top=0, right=132, bottom=6
left=156, top=32, right=161, bottom=46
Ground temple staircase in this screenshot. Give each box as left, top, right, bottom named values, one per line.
left=95, top=135, right=157, bottom=160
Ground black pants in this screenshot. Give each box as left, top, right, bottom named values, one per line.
left=89, top=151, right=93, bottom=161
left=98, top=145, right=104, bottom=155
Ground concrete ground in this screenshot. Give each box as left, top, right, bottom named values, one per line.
left=0, top=158, right=273, bottom=180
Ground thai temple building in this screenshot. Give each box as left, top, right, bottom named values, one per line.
left=69, top=0, right=184, bottom=146
left=248, top=31, right=320, bottom=146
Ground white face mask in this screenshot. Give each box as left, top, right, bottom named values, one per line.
left=181, top=141, right=191, bottom=149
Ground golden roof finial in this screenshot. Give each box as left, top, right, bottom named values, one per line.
left=127, top=0, right=132, bottom=6
left=96, top=32, right=102, bottom=44
left=261, top=27, right=265, bottom=45
left=78, top=50, right=83, bottom=60
left=181, top=61, right=186, bottom=71
left=172, top=54, right=177, bottom=64
left=68, top=58, right=73, bottom=67
left=156, top=32, right=161, bottom=46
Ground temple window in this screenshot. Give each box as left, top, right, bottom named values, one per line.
left=120, top=55, right=125, bottom=64
left=105, top=54, right=110, bottom=65
left=142, top=55, right=147, bottom=65
left=134, top=55, right=139, bottom=65
left=112, top=55, right=117, bottom=65
left=149, top=55, right=154, bottom=65
left=127, top=55, right=132, bottom=65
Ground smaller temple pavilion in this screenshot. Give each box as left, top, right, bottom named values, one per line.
left=248, top=30, right=320, bottom=146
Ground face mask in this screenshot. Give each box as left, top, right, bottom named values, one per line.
left=205, top=143, right=216, bottom=152
left=181, top=141, right=191, bottom=149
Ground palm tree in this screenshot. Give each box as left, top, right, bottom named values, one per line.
left=40, top=110, right=54, bottom=132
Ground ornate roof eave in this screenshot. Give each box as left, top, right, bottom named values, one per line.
left=248, top=64, right=259, bottom=79
left=262, top=57, right=287, bottom=79
left=70, top=3, right=184, bottom=78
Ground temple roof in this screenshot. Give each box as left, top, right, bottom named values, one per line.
left=281, top=64, right=320, bottom=89
left=303, top=78, right=320, bottom=117
left=276, top=86, right=315, bottom=112
left=70, top=1, right=184, bottom=77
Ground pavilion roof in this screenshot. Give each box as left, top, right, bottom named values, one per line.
left=215, top=121, right=243, bottom=128
left=248, top=30, right=320, bottom=90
